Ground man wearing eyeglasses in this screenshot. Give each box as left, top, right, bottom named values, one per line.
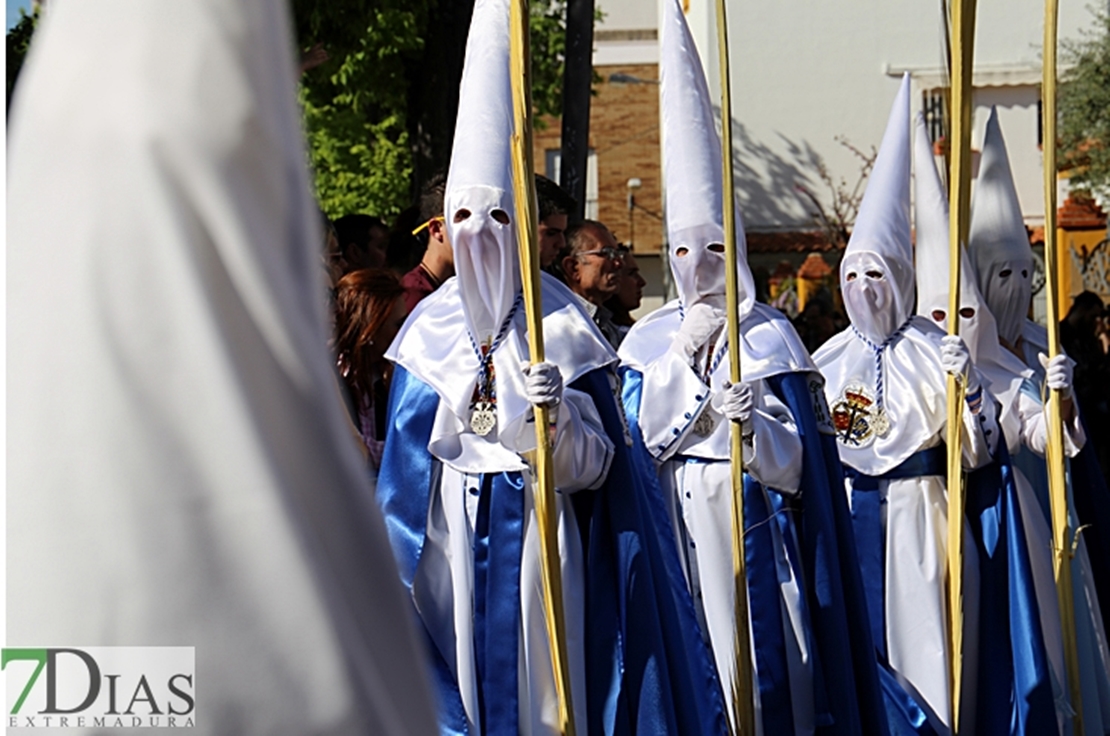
left=561, top=220, right=626, bottom=349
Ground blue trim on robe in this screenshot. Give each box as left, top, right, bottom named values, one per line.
left=377, top=365, right=469, bottom=734
left=621, top=367, right=891, bottom=736
left=966, top=442, right=1056, bottom=736
left=576, top=368, right=730, bottom=736
left=877, top=661, right=937, bottom=736
left=845, top=444, right=946, bottom=662
left=377, top=364, right=729, bottom=736
left=766, top=372, right=892, bottom=736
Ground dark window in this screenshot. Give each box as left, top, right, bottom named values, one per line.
left=923, top=88, right=947, bottom=145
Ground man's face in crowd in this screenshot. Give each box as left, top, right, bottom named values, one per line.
left=616, top=252, right=646, bottom=312
left=538, top=214, right=568, bottom=269
left=565, top=225, right=623, bottom=306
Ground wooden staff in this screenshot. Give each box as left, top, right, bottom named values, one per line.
left=712, top=0, right=756, bottom=732
left=944, top=0, right=976, bottom=731
left=508, top=0, right=577, bottom=733
left=1042, top=1, right=1085, bottom=730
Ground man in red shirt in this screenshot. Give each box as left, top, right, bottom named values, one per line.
left=402, top=172, right=455, bottom=311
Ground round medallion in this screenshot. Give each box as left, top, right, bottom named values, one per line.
left=870, top=407, right=891, bottom=437
left=470, top=403, right=497, bottom=436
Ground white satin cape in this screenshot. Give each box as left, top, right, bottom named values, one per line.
left=812, top=316, right=995, bottom=476
left=619, top=300, right=815, bottom=733
left=6, top=2, right=437, bottom=733
left=386, top=273, right=619, bottom=735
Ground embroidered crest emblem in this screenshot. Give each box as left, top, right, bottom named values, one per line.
left=692, top=411, right=716, bottom=438
left=831, top=383, right=889, bottom=445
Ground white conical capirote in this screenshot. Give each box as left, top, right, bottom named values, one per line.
left=841, top=73, right=914, bottom=343
left=660, top=0, right=754, bottom=317
left=913, top=113, right=1000, bottom=365
left=446, top=0, right=521, bottom=341
left=967, top=107, right=1035, bottom=344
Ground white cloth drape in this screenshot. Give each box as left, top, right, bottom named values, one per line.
left=7, top=2, right=437, bottom=733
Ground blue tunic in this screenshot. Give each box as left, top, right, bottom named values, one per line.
left=966, top=443, right=1056, bottom=736
left=377, top=364, right=729, bottom=736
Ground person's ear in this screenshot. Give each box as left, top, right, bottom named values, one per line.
left=429, top=218, right=448, bottom=243
left=562, top=255, right=579, bottom=282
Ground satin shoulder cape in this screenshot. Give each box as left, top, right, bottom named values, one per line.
left=813, top=316, right=950, bottom=476
left=387, top=273, right=616, bottom=423
left=622, top=363, right=891, bottom=736
left=377, top=373, right=729, bottom=733
left=619, top=300, right=816, bottom=379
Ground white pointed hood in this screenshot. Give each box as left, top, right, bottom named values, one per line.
left=841, top=74, right=914, bottom=344
left=813, top=76, right=954, bottom=477
left=968, top=107, right=1035, bottom=345
left=913, top=112, right=1001, bottom=366
left=446, top=0, right=521, bottom=342
left=660, top=0, right=755, bottom=318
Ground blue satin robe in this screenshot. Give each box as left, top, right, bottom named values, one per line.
left=376, top=364, right=729, bottom=736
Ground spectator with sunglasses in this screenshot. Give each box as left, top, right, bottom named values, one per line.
left=561, top=219, right=626, bottom=348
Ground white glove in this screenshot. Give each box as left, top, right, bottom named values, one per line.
left=720, top=381, right=754, bottom=424
left=940, top=335, right=984, bottom=413
left=524, top=361, right=563, bottom=408
left=672, top=303, right=725, bottom=359
left=1039, top=353, right=1074, bottom=399
left=940, top=334, right=972, bottom=381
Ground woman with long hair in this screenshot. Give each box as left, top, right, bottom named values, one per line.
left=333, top=268, right=408, bottom=470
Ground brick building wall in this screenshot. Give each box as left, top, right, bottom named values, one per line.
left=533, top=63, right=665, bottom=254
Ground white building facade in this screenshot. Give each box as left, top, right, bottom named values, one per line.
left=594, top=0, right=1101, bottom=234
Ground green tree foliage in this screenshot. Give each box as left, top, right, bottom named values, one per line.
left=529, top=0, right=568, bottom=122
left=295, top=0, right=570, bottom=221
left=1059, top=9, right=1110, bottom=198
left=293, top=1, right=427, bottom=220
left=6, top=1, right=570, bottom=221
left=6, top=9, right=37, bottom=112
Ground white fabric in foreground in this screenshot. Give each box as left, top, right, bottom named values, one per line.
left=7, top=2, right=436, bottom=734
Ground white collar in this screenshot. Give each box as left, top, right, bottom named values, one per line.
left=388, top=272, right=617, bottom=440
left=574, top=291, right=599, bottom=319
left=619, top=300, right=815, bottom=381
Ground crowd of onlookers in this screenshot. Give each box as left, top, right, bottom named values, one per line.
left=322, top=172, right=645, bottom=469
